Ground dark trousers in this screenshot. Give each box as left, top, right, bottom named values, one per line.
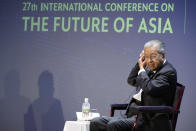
left=135, top=114, right=172, bottom=131
left=90, top=115, right=136, bottom=131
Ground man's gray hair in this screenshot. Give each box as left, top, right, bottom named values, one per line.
left=144, top=40, right=165, bottom=55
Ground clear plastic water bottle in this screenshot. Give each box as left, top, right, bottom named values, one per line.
left=82, top=98, right=90, bottom=118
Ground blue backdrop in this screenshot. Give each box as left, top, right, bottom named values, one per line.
left=0, top=0, right=196, bottom=131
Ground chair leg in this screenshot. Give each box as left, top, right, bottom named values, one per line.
left=132, top=114, right=139, bottom=131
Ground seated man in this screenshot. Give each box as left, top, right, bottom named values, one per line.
left=90, top=40, right=177, bottom=131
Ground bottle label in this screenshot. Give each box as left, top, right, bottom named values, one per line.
left=82, top=109, right=90, bottom=117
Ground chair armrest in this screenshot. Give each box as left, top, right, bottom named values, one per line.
left=129, top=106, right=178, bottom=114
left=110, top=104, right=128, bottom=117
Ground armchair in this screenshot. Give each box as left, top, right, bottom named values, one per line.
left=110, top=83, right=185, bottom=131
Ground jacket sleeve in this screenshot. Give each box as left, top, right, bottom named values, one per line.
left=127, top=63, right=140, bottom=88
left=137, top=70, right=176, bottom=96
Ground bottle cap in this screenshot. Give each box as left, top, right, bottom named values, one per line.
left=85, top=98, right=88, bottom=102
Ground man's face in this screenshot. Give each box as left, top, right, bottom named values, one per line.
left=144, top=46, right=164, bottom=71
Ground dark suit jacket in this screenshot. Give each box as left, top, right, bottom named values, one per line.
left=127, top=61, right=177, bottom=131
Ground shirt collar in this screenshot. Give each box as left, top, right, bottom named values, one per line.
left=163, top=59, right=166, bottom=64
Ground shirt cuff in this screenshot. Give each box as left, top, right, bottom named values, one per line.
left=133, top=88, right=143, bottom=102
left=138, top=69, right=145, bottom=75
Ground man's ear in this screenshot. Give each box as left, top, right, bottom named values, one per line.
left=160, top=53, right=165, bottom=62
left=161, top=53, right=165, bottom=59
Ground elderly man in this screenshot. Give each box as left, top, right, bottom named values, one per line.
left=90, top=40, right=177, bottom=131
